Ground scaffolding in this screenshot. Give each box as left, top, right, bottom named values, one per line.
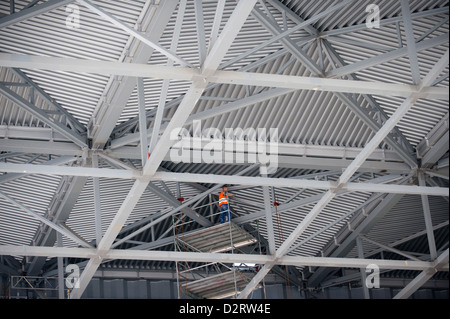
left=173, top=199, right=258, bottom=299
left=9, top=275, right=64, bottom=299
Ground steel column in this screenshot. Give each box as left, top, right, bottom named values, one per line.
left=92, top=153, right=103, bottom=246
left=137, top=77, right=148, bottom=166
left=262, top=185, right=276, bottom=255
left=418, top=171, right=438, bottom=260
left=401, top=0, right=421, bottom=84
left=356, top=237, right=370, bottom=299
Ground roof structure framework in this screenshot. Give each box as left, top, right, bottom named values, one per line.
left=0, top=0, right=448, bottom=300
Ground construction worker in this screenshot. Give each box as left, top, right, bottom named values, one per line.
left=219, top=186, right=231, bottom=223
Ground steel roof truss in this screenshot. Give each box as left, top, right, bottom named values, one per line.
left=0, top=83, right=87, bottom=148
left=68, top=0, right=259, bottom=298
left=237, top=48, right=449, bottom=299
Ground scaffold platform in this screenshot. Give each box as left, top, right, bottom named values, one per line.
left=181, top=270, right=255, bottom=299
left=176, top=222, right=257, bottom=253
left=174, top=219, right=259, bottom=299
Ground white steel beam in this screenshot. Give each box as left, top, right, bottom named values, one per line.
left=0, top=125, right=77, bottom=143
left=417, top=112, right=449, bottom=168
left=92, top=153, right=103, bottom=246
left=0, top=162, right=140, bottom=180
left=340, top=182, right=448, bottom=196
left=208, top=0, right=226, bottom=53
left=1, top=163, right=448, bottom=196
left=401, top=0, right=421, bottom=85
left=194, top=0, right=206, bottom=65
left=163, top=150, right=410, bottom=174
left=208, top=70, right=448, bottom=100
left=0, top=53, right=196, bottom=80
left=0, top=245, right=447, bottom=272
left=110, top=139, right=406, bottom=163
left=151, top=171, right=449, bottom=197
left=262, top=185, right=276, bottom=254
left=418, top=171, right=438, bottom=260
left=1, top=53, right=447, bottom=100
left=137, top=77, right=148, bottom=166
left=111, top=152, right=411, bottom=174
left=0, top=156, right=77, bottom=184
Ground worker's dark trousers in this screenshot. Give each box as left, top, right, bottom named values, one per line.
left=220, top=204, right=230, bottom=224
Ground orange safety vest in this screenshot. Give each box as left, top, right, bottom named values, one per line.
left=219, top=190, right=228, bottom=207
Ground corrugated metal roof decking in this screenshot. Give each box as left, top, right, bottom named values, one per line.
left=0, top=0, right=448, bottom=295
